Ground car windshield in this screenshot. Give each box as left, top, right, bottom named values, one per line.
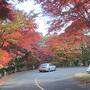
left=40, top=63, right=49, bottom=67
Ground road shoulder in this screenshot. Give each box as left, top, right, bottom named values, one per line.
left=0, top=74, right=14, bottom=86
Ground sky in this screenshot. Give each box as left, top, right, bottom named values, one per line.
left=8, top=0, right=73, bottom=36
left=12, top=0, right=51, bottom=36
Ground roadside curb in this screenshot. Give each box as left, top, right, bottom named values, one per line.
left=0, top=74, right=13, bottom=86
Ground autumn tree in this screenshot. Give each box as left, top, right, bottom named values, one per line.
left=0, top=0, right=42, bottom=74
left=37, top=0, right=90, bottom=33
left=0, top=7, right=39, bottom=69
left=45, top=26, right=90, bottom=66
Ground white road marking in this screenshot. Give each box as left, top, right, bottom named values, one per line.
left=34, top=79, right=45, bottom=90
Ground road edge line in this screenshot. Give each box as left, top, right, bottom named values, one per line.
left=34, top=79, right=45, bottom=90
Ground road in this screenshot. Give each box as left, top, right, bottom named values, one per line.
left=0, top=67, right=89, bottom=90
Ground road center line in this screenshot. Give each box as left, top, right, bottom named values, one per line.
left=34, top=79, right=45, bottom=90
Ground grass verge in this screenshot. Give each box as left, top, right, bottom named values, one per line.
left=73, top=73, right=90, bottom=84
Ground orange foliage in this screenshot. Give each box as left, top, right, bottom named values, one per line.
left=18, top=30, right=41, bottom=51
left=46, top=28, right=87, bottom=52
left=4, top=31, right=22, bottom=41
left=0, top=9, right=39, bottom=67
left=0, top=49, right=11, bottom=66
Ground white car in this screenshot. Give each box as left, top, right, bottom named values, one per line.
left=39, top=63, right=56, bottom=72
left=86, top=65, right=90, bottom=74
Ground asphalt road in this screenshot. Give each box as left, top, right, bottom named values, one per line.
left=0, top=67, right=89, bottom=90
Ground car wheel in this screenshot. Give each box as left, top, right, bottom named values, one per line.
left=39, top=70, right=42, bottom=72
left=48, top=68, right=50, bottom=72
left=54, top=67, right=56, bottom=71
